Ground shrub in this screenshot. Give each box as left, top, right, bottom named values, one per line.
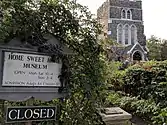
left=122, top=61, right=167, bottom=105
left=107, top=61, right=167, bottom=124
left=107, top=92, right=167, bottom=124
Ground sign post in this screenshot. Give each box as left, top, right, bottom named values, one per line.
left=25, top=97, right=34, bottom=125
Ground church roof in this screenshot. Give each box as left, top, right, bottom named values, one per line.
left=110, top=43, right=148, bottom=57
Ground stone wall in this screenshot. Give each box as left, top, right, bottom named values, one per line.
left=109, top=7, right=121, bottom=19
left=97, top=0, right=146, bottom=46
left=109, top=7, right=142, bottom=21
left=108, top=20, right=146, bottom=46
left=132, top=9, right=143, bottom=21
left=97, top=1, right=109, bottom=36
left=109, top=0, right=143, bottom=20
left=109, top=0, right=142, bottom=9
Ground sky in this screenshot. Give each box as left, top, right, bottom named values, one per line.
left=77, top=0, right=167, bottom=40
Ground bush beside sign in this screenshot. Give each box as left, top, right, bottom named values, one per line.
left=6, top=106, right=56, bottom=123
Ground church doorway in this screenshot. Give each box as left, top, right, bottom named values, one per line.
left=133, top=51, right=142, bottom=61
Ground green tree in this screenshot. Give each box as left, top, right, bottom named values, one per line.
left=147, top=36, right=162, bottom=61
left=0, top=0, right=107, bottom=124
left=160, top=40, right=167, bottom=61
left=147, top=36, right=167, bottom=61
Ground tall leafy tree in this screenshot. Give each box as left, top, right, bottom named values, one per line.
left=147, top=36, right=167, bottom=61
left=147, top=36, right=162, bottom=61
left=0, top=0, right=107, bottom=124
left=160, top=40, right=167, bottom=61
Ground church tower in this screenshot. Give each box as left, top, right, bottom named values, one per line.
left=97, top=0, right=148, bottom=61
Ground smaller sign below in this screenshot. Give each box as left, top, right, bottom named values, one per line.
left=6, top=106, right=56, bottom=123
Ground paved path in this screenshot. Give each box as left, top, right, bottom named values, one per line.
left=130, top=116, right=149, bottom=125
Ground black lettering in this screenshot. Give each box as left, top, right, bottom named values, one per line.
left=41, top=57, right=45, bottom=62
left=31, top=64, right=37, bottom=69
left=4, top=81, right=25, bottom=86
left=39, top=72, right=44, bottom=75
left=27, top=56, right=34, bottom=62
left=47, top=57, right=51, bottom=62
left=23, top=63, right=30, bottom=68
left=29, top=72, right=37, bottom=75
left=43, top=65, right=47, bottom=69
left=38, top=76, right=45, bottom=79
left=8, top=54, right=24, bottom=61
left=23, top=63, right=48, bottom=69
left=14, top=71, right=25, bottom=75
left=27, top=56, right=45, bottom=62
left=27, top=56, right=31, bottom=61
left=34, top=57, right=38, bottom=62
left=38, top=82, right=42, bottom=85
left=26, top=82, right=36, bottom=86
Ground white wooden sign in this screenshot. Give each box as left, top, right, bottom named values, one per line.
left=2, top=52, right=62, bottom=87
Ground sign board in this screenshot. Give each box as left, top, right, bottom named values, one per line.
left=2, top=52, right=62, bottom=87
left=6, top=106, right=56, bottom=123
left=0, top=46, right=68, bottom=101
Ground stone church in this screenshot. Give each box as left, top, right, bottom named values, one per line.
left=97, top=0, right=148, bottom=61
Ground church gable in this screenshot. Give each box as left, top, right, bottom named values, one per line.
left=128, top=43, right=146, bottom=54
left=127, top=43, right=147, bottom=61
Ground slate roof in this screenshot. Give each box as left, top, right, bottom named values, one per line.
left=110, top=45, right=133, bottom=57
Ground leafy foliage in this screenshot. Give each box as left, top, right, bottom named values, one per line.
left=123, top=61, right=167, bottom=105
left=147, top=36, right=162, bottom=61
left=147, top=35, right=167, bottom=61
left=107, top=92, right=167, bottom=124
left=106, top=61, right=167, bottom=124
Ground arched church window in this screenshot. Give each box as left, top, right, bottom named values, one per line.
left=127, top=10, right=132, bottom=19
left=117, top=24, right=123, bottom=44
left=121, top=9, right=126, bottom=18
left=131, top=25, right=137, bottom=44
left=124, top=25, right=129, bottom=45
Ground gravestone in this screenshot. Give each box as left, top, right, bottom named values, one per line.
left=100, top=107, right=132, bottom=125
